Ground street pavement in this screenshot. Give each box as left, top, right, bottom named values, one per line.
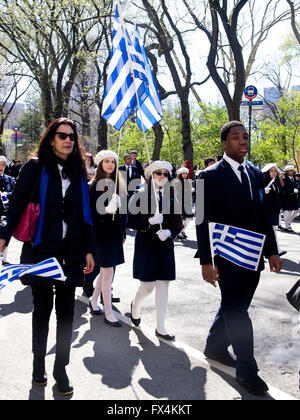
left=0, top=220, right=299, bottom=401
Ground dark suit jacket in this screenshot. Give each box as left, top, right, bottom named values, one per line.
left=196, top=159, right=278, bottom=271
left=132, top=159, right=144, bottom=178
left=118, top=164, right=140, bottom=182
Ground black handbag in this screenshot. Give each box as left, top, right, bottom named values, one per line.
left=286, top=279, right=300, bottom=312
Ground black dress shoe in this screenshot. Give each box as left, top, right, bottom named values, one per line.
left=204, top=349, right=237, bottom=368
left=53, top=365, right=73, bottom=396
left=130, top=301, right=141, bottom=327
left=155, top=329, right=175, bottom=341
left=236, top=373, right=269, bottom=395
left=89, top=301, right=104, bottom=316
left=104, top=317, right=122, bottom=327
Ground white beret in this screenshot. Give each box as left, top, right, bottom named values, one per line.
left=177, top=167, right=189, bottom=175
left=94, top=150, right=118, bottom=166
left=144, top=160, right=173, bottom=180
left=0, top=156, right=7, bottom=163
left=283, top=165, right=295, bottom=172
left=261, top=163, right=280, bottom=173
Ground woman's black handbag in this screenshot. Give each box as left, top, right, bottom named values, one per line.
left=286, top=279, right=300, bottom=312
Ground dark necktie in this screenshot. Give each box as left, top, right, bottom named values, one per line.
left=158, top=190, right=163, bottom=213
left=126, top=166, right=130, bottom=185
left=238, top=165, right=252, bottom=201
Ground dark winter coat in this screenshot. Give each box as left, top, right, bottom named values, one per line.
left=282, top=175, right=299, bottom=211
left=264, top=180, right=284, bottom=226
left=89, top=182, right=126, bottom=267
left=0, top=159, right=95, bottom=287
left=128, top=184, right=183, bottom=281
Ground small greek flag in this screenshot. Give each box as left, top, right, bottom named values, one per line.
left=134, top=25, right=163, bottom=131
left=0, top=257, right=66, bottom=290
left=101, top=6, right=148, bottom=130
left=1, top=192, right=8, bottom=208
left=209, top=223, right=266, bottom=271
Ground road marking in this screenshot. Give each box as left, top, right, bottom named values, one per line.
left=76, top=293, right=298, bottom=400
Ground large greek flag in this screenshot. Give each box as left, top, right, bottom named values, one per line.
left=209, top=223, right=266, bottom=271
left=0, top=257, right=66, bottom=290
left=134, top=25, right=163, bottom=132
left=101, top=6, right=149, bottom=130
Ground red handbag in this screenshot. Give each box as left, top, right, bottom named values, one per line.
left=13, top=202, right=41, bottom=242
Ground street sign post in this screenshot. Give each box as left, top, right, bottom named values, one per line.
left=243, top=85, right=258, bottom=162
left=11, top=126, right=21, bottom=160
left=240, top=100, right=263, bottom=107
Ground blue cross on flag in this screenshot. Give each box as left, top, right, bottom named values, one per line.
left=209, top=223, right=266, bottom=271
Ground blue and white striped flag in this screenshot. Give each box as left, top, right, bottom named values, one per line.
left=1, top=192, right=9, bottom=208
left=101, top=6, right=149, bottom=130
left=134, top=25, right=163, bottom=132
left=209, top=223, right=266, bottom=271
left=0, top=257, right=66, bottom=290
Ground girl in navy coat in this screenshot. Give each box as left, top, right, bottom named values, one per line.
left=129, top=161, right=183, bottom=340
left=88, top=150, right=127, bottom=327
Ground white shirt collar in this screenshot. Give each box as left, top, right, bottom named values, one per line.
left=223, top=153, right=246, bottom=171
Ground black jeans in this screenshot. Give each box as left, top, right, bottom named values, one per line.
left=31, top=284, right=76, bottom=367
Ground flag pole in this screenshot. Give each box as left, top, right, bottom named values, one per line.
left=208, top=222, right=216, bottom=270
left=112, top=127, right=123, bottom=221
left=116, top=0, right=162, bottom=228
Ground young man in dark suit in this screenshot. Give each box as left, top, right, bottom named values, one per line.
left=196, top=121, right=282, bottom=395
left=119, top=153, right=141, bottom=196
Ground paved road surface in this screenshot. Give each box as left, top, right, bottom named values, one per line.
left=0, top=221, right=299, bottom=401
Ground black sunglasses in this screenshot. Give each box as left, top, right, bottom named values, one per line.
left=154, top=171, right=169, bottom=177
left=55, top=132, right=76, bottom=141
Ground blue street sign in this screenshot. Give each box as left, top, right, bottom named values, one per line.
left=244, top=85, right=258, bottom=101
left=241, top=100, right=263, bottom=107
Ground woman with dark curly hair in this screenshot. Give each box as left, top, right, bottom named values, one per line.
left=0, top=118, right=95, bottom=396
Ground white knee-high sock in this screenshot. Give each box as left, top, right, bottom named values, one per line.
left=155, top=280, right=170, bottom=335
left=90, top=272, right=102, bottom=310
left=132, top=281, right=156, bottom=319
left=101, top=267, right=117, bottom=322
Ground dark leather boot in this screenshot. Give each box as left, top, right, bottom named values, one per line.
left=53, top=363, right=73, bottom=396
left=32, top=357, right=47, bottom=386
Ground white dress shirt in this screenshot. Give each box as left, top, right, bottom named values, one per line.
left=223, top=153, right=253, bottom=199
left=57, top=164, right=71, bottom=239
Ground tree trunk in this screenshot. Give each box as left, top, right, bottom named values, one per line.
left=181, top=92, right=193, bottom=165
left=97, top=116, right=108, bottom=152
left=152, top=122, right=164, bottom=160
